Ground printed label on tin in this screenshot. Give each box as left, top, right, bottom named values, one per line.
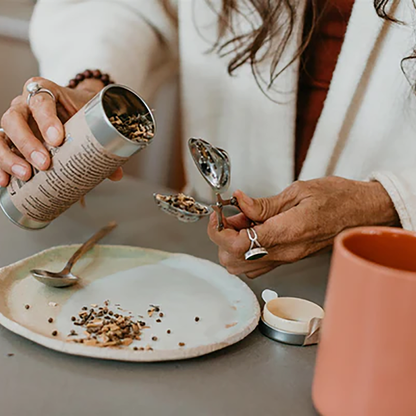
left=7, top=110, right=129, bottom=223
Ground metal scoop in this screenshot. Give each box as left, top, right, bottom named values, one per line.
left=153, top=193, right=213, bottom=223
left=188, top=138, right=231, bottom=193
left=188, top=138, right=240, bottom=231
left=31, top=221, right=117, bottom=288
left=154, top=138, right=240, bottom=231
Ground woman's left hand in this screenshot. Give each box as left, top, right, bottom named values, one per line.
left=208, top=177, right=400, bottom=278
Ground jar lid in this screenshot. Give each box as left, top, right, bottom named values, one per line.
left=259, top=318, right=311, bottom=346
left=259, top=289, right=324, bottom=346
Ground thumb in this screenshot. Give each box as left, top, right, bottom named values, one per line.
left=233, top=190, right=284, bottom=222
left=234, top=186, right=303, bottom=222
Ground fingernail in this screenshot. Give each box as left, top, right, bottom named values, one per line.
left=31, top=150, right=47, bottom=168
left=11, top=164, right=28, bottom=179
left=46, top=126, right=60, bottom=145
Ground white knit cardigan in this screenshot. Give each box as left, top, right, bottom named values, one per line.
left=30, top=0, right=416, bottom=229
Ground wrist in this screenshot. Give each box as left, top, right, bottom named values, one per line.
left=74, top=78, right=105, bottom=95
left=361, top=181, right=400, bottom=227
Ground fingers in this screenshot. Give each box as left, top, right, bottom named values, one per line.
left=0, top=168, right=9, bottom=187
left=207, top=214, right=249, bottom=257
left=218, top=247, right=279, bottom=277
left=108, top=167, right=123, bottom=181
left=1, top=77, right=65, bottom=174
left=254, top=205, right=307, bottom=248
left=29, top=91, right=64, bottom=147
left=218, top=248, right=278, bottom=275
left=245, top=266, right=276, bottom=279
left=0, top=131, right=9, bottom=186
left=209, top=202, right=311, bottom=262
left=233, top=182, right=308, bottom=223
left=1, top=105, right=50, bottom=171
left=24, top=78, right=64, bottom=147
left=233, top=190, right=281, bottom=222
left=263, top=238, right=330, bottom=264
left=225, top=212, right=252, bottom=230
left=0, top=131, right=10, bottom=186
left=0, top=132, right=32, bottom=181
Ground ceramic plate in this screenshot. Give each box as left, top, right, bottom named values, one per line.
left=0, top=245, right=260, bottom=362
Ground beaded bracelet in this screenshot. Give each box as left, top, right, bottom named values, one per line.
left=67, top=69, right=115, bottom=89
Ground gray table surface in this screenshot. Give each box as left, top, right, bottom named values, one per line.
left=0, top=177, right=329, bottom=416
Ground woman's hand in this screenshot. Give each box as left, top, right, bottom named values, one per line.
left=208, top=177, right=400, bottom=278
left=0, top=77, right=123, bottom=187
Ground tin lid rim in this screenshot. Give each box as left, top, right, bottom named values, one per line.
left=258, top=317, right=308, bottom=346
left=260, top=316, right=309, bottom=336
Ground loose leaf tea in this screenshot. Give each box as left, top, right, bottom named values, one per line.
left=147, top=305, right=160, bottom=317
left=109, top=112, right=154, bottom=143
left=69, top=302, right=149, bottom=348
left=61, top=301, right=190, bottom=350
left=156, top=193, right=209, bottom=215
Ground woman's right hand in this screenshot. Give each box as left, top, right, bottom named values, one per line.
left=0, top=77, right=116, bottom=187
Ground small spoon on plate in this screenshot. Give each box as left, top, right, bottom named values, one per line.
left=31, top=221, right=117, bottom=288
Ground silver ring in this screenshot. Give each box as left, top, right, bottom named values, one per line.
left=245, top=228, right=269, bottom=261
left=26, top=82, right=56, bottom=107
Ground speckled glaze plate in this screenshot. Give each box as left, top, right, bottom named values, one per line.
left=0, top=245, right=260, bottom=362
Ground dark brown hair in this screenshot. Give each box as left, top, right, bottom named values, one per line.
left=161, top=1, right=409, bottom=93
left=210, top=0, right=400, bottom=91
left=210, top=0, right=311, bottom=91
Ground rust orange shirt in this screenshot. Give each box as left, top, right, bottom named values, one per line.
left=295, top=0, right=355, bottom=178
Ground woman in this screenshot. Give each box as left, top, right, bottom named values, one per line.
left=0, top=0, right=411, bottom=277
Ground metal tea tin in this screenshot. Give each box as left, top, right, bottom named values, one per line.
left=0, top=84, right=156, bottom=230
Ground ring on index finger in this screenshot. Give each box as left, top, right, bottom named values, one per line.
left=26, top=82, right=56, bottom=107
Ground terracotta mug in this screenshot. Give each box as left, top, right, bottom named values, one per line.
left=313, top=227, right=416, bottom=416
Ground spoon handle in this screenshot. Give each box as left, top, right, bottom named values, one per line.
left=64, top=221, right=117, bottom=272
left=215, top=195, right=258, bottom=231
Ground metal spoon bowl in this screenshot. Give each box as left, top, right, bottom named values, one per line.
left=155, top=139, right=239, bottom=231
left=31, top=221, right=117, bottom=288
left=153, top=193, right=213, bottom=223
left=188, top=138, right=231, bottom=193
